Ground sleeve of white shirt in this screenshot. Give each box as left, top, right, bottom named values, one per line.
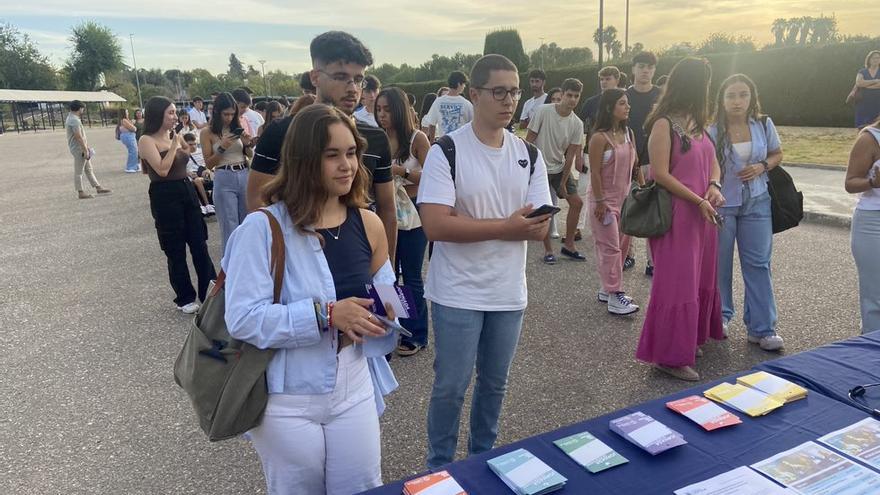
left=464, top=99, right=474, bottom=123
left=571, top=118, right=585, bottom=146
left=424, top=99, right=441, bottom=127
left=222, top=214, right=322, bottom=350
left=527, top=104, right=544, bottom=135
left=416, top=144, right=455, bottom=207
left=527, top=148, right=553, bottom=208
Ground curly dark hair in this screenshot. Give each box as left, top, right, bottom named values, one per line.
left=310, top=31, right=373, bottom=67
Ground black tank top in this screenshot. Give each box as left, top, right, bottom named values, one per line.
left=319, top=208, right=373, bottom=301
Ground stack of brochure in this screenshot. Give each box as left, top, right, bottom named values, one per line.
left=737, top=371, right=808, bottom=403
left=666, top=395, right=742, bottom=431
left=609, top=411, right=687, bottom=455
left=752, top=441, right=880, bottom=494
left=818, top=418, right=880, bottom=470
left=674, top=466, right=793, bottom=494
left=553, top=431, right=629, bottom=473
left=487, top=448, right=567, bottom=495
left=704, top=382, right=785, bottom=417
left=403, top=471, right=467, bottom=495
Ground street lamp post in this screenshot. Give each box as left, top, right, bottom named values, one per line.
left=625, top=0, right=630, bottom=56
left=539, top=37, right=545, bottom=70
left=129, top=34, right=143, bottom=109
left=598, top=0, right=604, bottom=66
left=258, top=60, right=268, bottom=97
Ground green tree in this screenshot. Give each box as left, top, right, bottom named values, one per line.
left=529, top=43, right=592, bottom=69
left=65, top=21, right=123, bottom=90
left=696, top=33, right=756, bottom=55
left=483, top=29, right=529, bottom=72
left=593, top=26, right=619, bottom=61
left=798, top=17, right=813, bottom=45
left=771, top=18, right=787, bottom=46
left=228, top=53, right=246, bottom=80
left=0, top=23, right=57, bottom=89
left=188, top=68, right=223, bottom=98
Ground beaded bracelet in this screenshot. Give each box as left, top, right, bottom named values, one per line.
left=328, top=302, right=335, bottom=329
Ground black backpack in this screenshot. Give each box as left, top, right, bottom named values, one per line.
left=758, top=117, right=804, bottom=234
left=433, top=134, right=539, bottom=187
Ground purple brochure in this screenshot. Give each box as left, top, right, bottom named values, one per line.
left=610, top=411, right=687, bottom=455
left=366, top=284, right=419, bottom=319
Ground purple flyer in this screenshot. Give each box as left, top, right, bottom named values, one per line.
left=365, top=284, right=419, bottom=319
left=610, top=412, right=687, bottom=455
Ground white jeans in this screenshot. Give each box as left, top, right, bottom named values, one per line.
left=248, top=346, right=381, bottom=495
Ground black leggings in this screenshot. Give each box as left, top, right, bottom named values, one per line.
left=149, top=180, right=217, bottom=306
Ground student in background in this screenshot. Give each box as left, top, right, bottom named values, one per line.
left=587, top=88, right=641, bottom=316
left=117, top=108, right=140, bottom=173
left=182, top=133, right=215, bottom=216
left=845, top=115, right=880, bottom=333
left=300, top=71, right=317, bottom=96
left=66, top=100, right=111, bottom=199
left=626, top=51, right=661, bottom=276
left=137, top=96, right=215, bottom=315
left=423, top=71, right=474, bottom=142
left=519, top=69, right=547, bottom=129
left=233, top=88, right=264, bottom=138
left=420, top=93, right=438, bottom=136
left=259, top=101, right=284, bottom=136
left=187, top=96, right=208, bottom=129
left=544, top=87, right=562, bottom=104
left=708, top=74, right=784, bottom=351
left=201, top=92, right=253, bottom=253
left=854, top=51, right=880, bottom=129
left=224, top=104, right=400, bottom=495
left=419, top=54, right=552, bottom=469
left=175, top=109, right=198, bottom=143
left=527, top=78, right=587, bottom=265
left=354, top=75, right=381, bottom=127
left=636, top=58, right=725, bottom=382
left=134, top=108, right=145, bottom=140
left=376, top=87, right=431, bottom=357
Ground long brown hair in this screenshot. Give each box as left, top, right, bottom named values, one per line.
left=376, top=87, right=415, bottom=162
left=713, top=73, right=764, bottom=170
left=645, top=57, right=712, bottom=146
left=262, top=104, right=369, bottom=239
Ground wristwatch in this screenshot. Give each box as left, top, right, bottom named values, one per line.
left=403, top=169, right=411, bottom=180
left=709, top=180, right=722, bottom=191
left=760, top=160, right=770, bottom=172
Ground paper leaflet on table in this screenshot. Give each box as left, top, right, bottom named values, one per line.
left=704, top=382, right=785, bottom=417
left=674, top=466, right=795, bottom=495
left=667, top=395, right=742, bottom=431
left=553, top=431, right=629, bottom=473
left=751, top=441, right=880, bottom=495
left=403, top=470, right=467, bottom=495
left=487, top=448, right=567, bottom=495
left=737, top=372, right=808, bottom=403
left=609, top=411, right=687, bottom=455
left=818, top=418, right=880, bottom=471
left=365, top=283, right=418, bottom=319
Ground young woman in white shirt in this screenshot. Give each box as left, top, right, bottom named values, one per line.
left=223, top=103, right=399, bottom=495
left=376, top=87, right=431, bottom=356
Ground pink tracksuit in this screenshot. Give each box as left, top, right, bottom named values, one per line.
left=586, top=130, right=636, bottom=293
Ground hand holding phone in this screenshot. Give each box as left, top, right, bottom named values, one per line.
left=526, top=204, right=562, bottom=218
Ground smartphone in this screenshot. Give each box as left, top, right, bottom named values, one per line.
left=230, top=127, right=244, bottom=137
left=713, top=213, right=725, bottom=227
left=526, top=204, right=562, bottom=218
left=372, top=313, right=413, bottom=338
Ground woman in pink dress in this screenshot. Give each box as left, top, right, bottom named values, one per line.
left=636, top=58, right=725, bottom=381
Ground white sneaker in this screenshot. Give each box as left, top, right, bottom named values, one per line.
left=748, top=333, right=784, bottom=351
left=722, top=320, right=730, bottom=338
left=178, top=302, right=200, bottom=314
left=608, top=292, right=639, bottom=315
left=200, top=205, right=208, bottom=215
left=597, top=290, right=609, bottom=303
left=205, top=204, right=215, bottom=214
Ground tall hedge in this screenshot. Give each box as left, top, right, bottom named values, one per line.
left=393, top=41, right=879, bottom=128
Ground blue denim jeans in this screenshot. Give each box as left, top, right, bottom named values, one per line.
left=213, top=168, right=249, bottom=254
left=426, top=303, right=525, bottom=469
left=396, top=226, right=429, bottom=346
left=717, top=189, right=778, bottom=337
left=120, top=132, right=139, bottom=171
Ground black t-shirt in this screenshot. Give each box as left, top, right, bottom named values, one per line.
left=251, top=115, right=393, bottom=185
left=625, top=85, right=661, bottom=166
left=578, top=94, right=602, bottom=133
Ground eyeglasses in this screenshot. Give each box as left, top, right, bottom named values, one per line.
left=316, top=69, right=367, bottom=89
left=474, top=86, right=523, bottom=101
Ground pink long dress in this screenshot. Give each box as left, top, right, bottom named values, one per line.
left=635, top=131, right=724, bottom=367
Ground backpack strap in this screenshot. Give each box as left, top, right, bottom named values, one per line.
left=434, top=134, right=457, bottom=183
left=258, top=209, right=286, bottom=304
left=520, top=137, right=539, bottom=178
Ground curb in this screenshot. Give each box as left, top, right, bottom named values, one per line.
left=802, top=210, right=851, bottom=229
left=783, top=162, right=845, bottom=172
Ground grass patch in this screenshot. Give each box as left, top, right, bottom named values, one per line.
left=771, top=126, right=855, bottom=167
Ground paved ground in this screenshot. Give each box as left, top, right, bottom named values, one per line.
left=0, top=128, right=864, bottom=494
left=786, top=165, right=856, bottom=222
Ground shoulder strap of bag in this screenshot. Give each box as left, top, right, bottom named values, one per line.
left=519, top=137, right=539, bottom=179
left=258, top=209, right=286, bottom=304
left=434, top=134, right=457, bottom=182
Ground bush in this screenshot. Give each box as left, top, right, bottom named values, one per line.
left=394, top=41, right=880, bottom=127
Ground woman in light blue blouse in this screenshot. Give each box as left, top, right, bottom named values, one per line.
left=709, top=74, right=785, bottom=352
left=222, top=104, right=399, bottom=495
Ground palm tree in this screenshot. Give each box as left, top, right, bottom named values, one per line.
left=784, top=18, right=800, bottom=45
left=593, top=26, right=619, bottom=61
left=798, top=16, right=813, bottom=45
left=771, top=18, right=787, bottom=46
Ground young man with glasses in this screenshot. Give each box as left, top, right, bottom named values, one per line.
left=418, top=54, right=552, bottom=469
left=527, top=78, right=587, bottom=265
left=423, top=71, right=474, bottom=142
left=246, top=31, right=397, bottom=256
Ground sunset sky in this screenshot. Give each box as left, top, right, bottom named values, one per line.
left=2, top=1, right=878, bottom=74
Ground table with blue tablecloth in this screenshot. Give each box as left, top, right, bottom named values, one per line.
left=362, top=331, right=880, bottom=494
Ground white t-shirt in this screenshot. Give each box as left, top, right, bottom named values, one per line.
left=354, top=107, right=378, bottom=127
left=188, top=107, right=207, bottom=127
left=528, top=104, right=584, bottom=174
left=242, top=109, right=265, bottom=137
left=417, top=123, right=552, bottom=311
left=520, top=94, right=546, bottom=123
left=423, top=95, right=474, bottom=138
